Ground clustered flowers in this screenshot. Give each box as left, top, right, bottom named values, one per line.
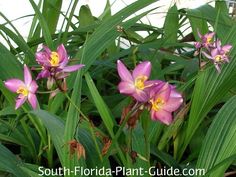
left=5, top=44, right=183, bottom=125
left=4, top=44, right=84, bottom=110
left=194, top=30, right=232, bottom=73
left=36, top=44, right=84, bottom=90
left=117, top=60, right=183, bottom=125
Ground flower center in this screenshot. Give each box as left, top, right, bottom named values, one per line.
left=50, top=52, right=60, bottom=66
left=16, top=86, right=29, bottom=96
left=206, top=37, right=212, bottom=44
left=214, top=55, right=223, bottom=62
left=134, top=76, right=147, bottom=90
left=150, top=98, right=165, bottom=111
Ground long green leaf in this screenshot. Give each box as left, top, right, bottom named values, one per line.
left=85, top=73, right=115, bottom=137
left=0, top=143, right=29, bottom=177
left=195, top=96, right=236, bottom=177
left=42, top=0, right=62, bottom=34
left=76, top=0, right=157, bottom=71
left=30, top=109, right=65, bottom=165
left=29, top=0, right=53, bottom=48
left=163, top=4, right=179, bottom=43
left=63, top=50, right=85, bottom=177
left=0, top=43, right=22, bottom=80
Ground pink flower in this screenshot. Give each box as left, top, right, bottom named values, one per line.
left=35, top=44, right=84, bottom=79
left=195, top=30, right=215, bottom=50
left=117, top=60, right=156, bottom=102
left=4, top=65, right=38, bottom=109
left=149, top=83, right=183, bottom=125
left=203, top=40, right=232, bottom=73
left=215, top=40, right=232, bottom=56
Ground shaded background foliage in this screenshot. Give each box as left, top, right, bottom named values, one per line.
left=0, top=0, right=236, bottom=177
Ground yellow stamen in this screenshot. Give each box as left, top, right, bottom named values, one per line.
left=206, top=37, right=212, bottom=44
left=150, top=98, right=165, bottom=111
left=134, top=76, right=148, bottom=90
left=16, top=86, right=29, bottom=96
left=214, top=55, right=222, bottom=62
left=50, top=52, right=60, bottom=66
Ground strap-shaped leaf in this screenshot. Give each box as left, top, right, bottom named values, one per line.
left=0, top=143, right=29, bottom=177
left=30, top=110, right=65, bottom=165
left=196, top=96, right=236, bottom=177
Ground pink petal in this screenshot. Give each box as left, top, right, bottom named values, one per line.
left=43, top=45, right=52, bottom=55
left=24, top=65, right=32, bottom=86
left=216, top=40, right=221, bottom=50
left=57, top=44, right=68, bottom=67
left=55, top=72, right=70, bottom=79
left=35, top=51, right=50, bottom=66
left=4, top=79, right=25, bottom=92
left=150, top=109, right=157, bottom=120
left=118, top=81, right=135, bottom=94
left=211, top=48, right=219, bottom=57
left=170, top=89, right=182, bottom=99
left=222, top=44, right=232, bottom=53
left=214, top=63, right=221, bottom=73
left=164, top=97, right=183, bottom=112
left=149, top=81, right=165, bottom=98
left=132, top=89, right=148, bottom=102
left=145, top=80, right=163, bottom=89
left=15, top=95, right=27, bottom=109
left=207, top=32, right=215, bottom=38
left=36, top=70, right=51, bottom=80
left=153, top=109, right=173, bottom=125
left=157, top=83, right=171, bottom=102
left=194, top=42, right=201, bottom=49
left=202, top=51, right=213, bottom=60
left=62, top=64, right=84, bottom=72
left=117, top=60, right=133, bottom=82
left=29, top=80, right=38, bottom=93
left=132, top=61, right=151, bottom=79
left=197, top=29, right=202, bottom=38
left=28, top=93, right=37, bottom=109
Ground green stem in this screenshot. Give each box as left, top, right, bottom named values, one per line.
left=47, top=135, right=53, bottom=167
left=64, top=93, right=89, bottom=122
left=64, top=92, right=103, bottom=162
left=114, top=103, right=141, bottom=140
left=126, top=129, right=133, bottom=168
left=37, top=90, right=57, bottom=94
left=144, top=118, right=150, bottom=162
left=107, top=103, right=142, bottom=166
left=199, top=48, right=202, bottom=69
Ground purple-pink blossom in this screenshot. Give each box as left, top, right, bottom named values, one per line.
left=117, top=60, right=183, bottom=125
left=117, top=60, right=154, bottom=102
left=215, top=40, right=232, bottom=56
left=203, top=40, right=232, bottom=72
left=4, top=65, right=38, bottom=109
left=35, top=44, right=84, bottom=80
left=195, top=30, right=215, bottom=50
left=149, top=83, right=183, bottom=125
